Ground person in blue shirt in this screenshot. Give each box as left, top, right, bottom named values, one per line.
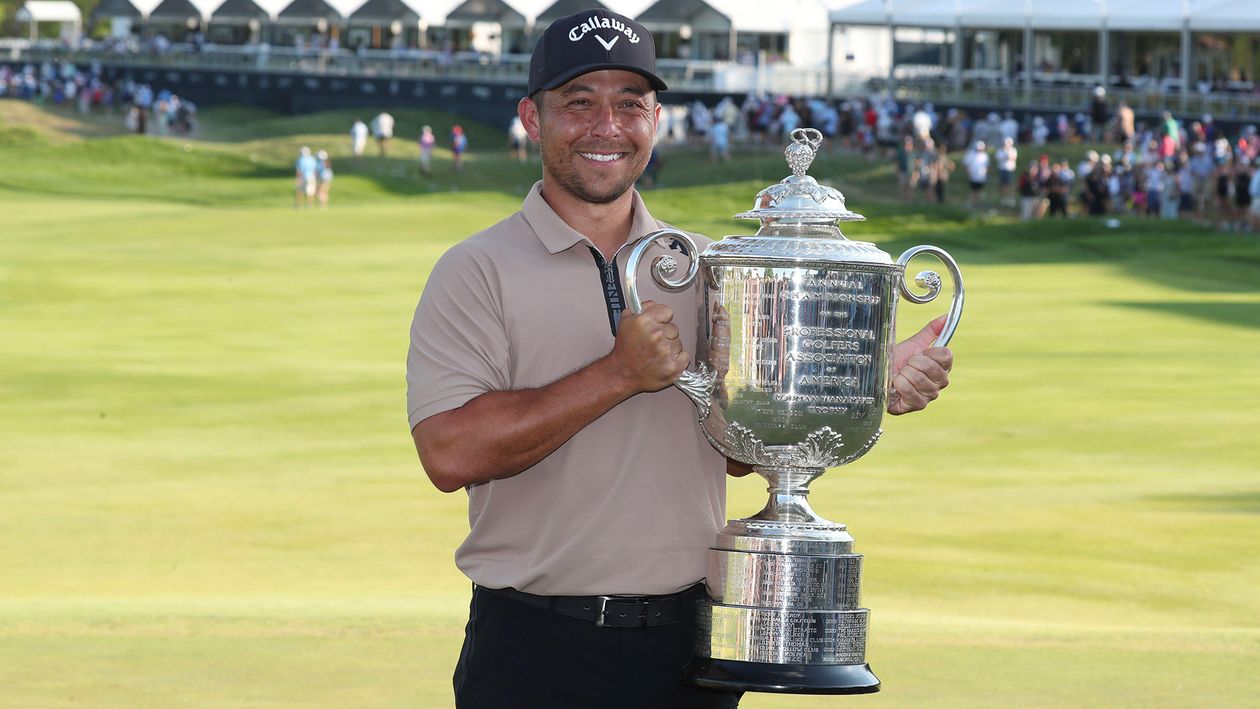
left=294, top=146, right=319, bottom=209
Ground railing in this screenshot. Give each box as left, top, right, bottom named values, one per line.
left=5, top=38, right=1256, bottom=115
left=872, top=69, right=1260, bottom=120
left=0, top=40, right=831, bottom=97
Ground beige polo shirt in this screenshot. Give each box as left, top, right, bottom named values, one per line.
left=407, top=182, right=727, bottom=596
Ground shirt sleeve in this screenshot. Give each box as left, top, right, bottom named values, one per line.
left=406, top=244, right=510, bottom=429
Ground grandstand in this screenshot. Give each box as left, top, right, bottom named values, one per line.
left=2, top=0, right=1258, bottom=117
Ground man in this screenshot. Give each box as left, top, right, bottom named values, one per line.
left=371, top=111, right=394, bottom=156
left=962, top=140, right=990, bottom=209
left=350, top=118, right=368, bottom=162
left=406, top=9, right=953, bottom=708
left=293, top=146, right=318, bottom=209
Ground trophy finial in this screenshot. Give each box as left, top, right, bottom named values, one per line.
left=786, top=128, right=823, bottom=177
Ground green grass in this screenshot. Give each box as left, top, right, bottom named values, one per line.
left=2, top=98, right=1259, bottom=707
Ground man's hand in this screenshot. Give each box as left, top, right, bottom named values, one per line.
left=888, top=315, right=953, bottom=416
left=609, top=300, right=690, bottom=394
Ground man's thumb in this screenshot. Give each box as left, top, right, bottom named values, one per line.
left=906, top=315, right=947, bottom=349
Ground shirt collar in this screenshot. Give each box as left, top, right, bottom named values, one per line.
left=521, top=181, right=659, bottom=256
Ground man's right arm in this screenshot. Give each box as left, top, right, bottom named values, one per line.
left=412, top=302, right=687, bottom=493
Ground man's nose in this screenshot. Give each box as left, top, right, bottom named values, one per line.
left=590, top=102, right=621, bottom=137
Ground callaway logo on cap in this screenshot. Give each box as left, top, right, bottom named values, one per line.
left=528, top=9, right=667, bottom=97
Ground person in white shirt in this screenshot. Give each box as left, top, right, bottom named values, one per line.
left=996, top=137, right=1018, bottom=208
left=962, top=141, right=990, bottom=209
left=371, top=112, right=394, bottom=156
left=350, top=119, right=368, bottom=162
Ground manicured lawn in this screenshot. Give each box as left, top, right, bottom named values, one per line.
left=2, top=99, right=1258, bottom=707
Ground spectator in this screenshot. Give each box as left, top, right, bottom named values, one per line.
left=1045, top=162, right=1069, bottom=217
left=1117, top=101, right=1135, bottom=143
left=1083, top=157, right=1111, bottom=216
left=419, top=125, right=436, bottom=175
left=996, top=137, right=1018, bottom=208
left=1248, top=163, right=1260, bottom=232
left=1018, top=160, right=1044, bottom=220
left=316, top=150, right=334, bottom=209
left=508, top=115, right=529, bottom=161
left=451, top=125, right=468, bottom=172
left=1146, top=161, right=1167, bottom=217
left=294, top=146, right=319, bottom=209
left=896, top=135, right=915, bottom=201
left=961, top=141, right=989, bottom=209
left=1089, top=86, right=1108, bottom=141
left=371, top=112, right=394, bottom=156
left=932, top=143, right=955, bottom=204
left=351, top=118, right=368, bottom=162
left=1233, top=159, right=1253, bottom=232
left=709, top=119, right=730, bottom=163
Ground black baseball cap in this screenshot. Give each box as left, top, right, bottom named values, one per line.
left=528, top=9, right=668, bottom=97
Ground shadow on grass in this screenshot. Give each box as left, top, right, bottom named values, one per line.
left=1148, top=492, right=1260, bottom=514
left=1104, top=301, right=1260, bottom=331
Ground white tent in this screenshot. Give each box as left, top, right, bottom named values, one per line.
left=1190, top=0, right=1260, bottom=33
left=15, top=1, right=83, bottom=40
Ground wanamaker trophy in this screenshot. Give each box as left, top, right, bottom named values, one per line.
left=624, top=128, right=964, bottom=694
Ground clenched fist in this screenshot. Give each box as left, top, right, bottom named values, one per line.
left=609, top=300, right=690, bottom=394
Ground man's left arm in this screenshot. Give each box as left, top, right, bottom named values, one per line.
left=725, top=314, right=953, bottom=477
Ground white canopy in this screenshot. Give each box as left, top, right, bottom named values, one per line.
left=1190, top=0, right=1260, bottom=32
left=831, top=0, right=1259, bottom=32
left=15, top=0, right=83, bottom=23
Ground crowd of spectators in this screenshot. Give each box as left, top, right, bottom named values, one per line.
left=0, top=60, right=197, bottom=136
left=650, top=88, right=1260, bottom=232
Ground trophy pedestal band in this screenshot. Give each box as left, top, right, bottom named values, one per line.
left=707, top=549, right=862, bottom=609
left=696, top=603, right=870, bottom=664
left=682, top=657, right=880, bottom=695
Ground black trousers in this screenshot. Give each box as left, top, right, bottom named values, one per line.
left=453, top=586, right=742, bottom=709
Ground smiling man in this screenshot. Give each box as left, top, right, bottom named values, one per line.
left=406, top=9, right=952, bottom=708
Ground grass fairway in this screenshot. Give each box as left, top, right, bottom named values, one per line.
left=2, top=98, right=1259, bottom=708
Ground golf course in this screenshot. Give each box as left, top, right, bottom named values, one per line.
left=1, top=98, right=1258, bottom=707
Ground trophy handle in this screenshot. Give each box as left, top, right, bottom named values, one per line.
left=895, top=245, right=965, bottom=347
left=623, top=229, right=716, bottom=416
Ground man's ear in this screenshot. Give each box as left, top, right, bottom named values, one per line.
left=519, top=96, right=542, bottom=143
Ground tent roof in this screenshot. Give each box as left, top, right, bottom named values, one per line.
left=535, top=0, right=608, bottom=25
left=444, top=0, right=526, bottom=27
left=16, top=0, right=82, bottom=22
left=275, top=0, right=343, bottom=21
left=637, top=0, right=793, bottom=34
left=210, top=0, right=270, bottom=21
left=1190, top=0, right=1260, bottom=32
left=90, top=0, right=144, bottom=19
left=346, top=0, right=419, bottom=24
left=146, top=0, right=206, bottom=22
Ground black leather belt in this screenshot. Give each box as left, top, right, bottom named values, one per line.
left=477, top=583, right=706, bottom=628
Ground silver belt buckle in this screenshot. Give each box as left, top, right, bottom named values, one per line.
left=594, top=596, right=615, bottom=628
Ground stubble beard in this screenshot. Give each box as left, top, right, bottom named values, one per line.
left=541, top=146, right=647, bottom=205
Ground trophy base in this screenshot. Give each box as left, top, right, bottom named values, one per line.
left=682, top=657, right=880, bottom=694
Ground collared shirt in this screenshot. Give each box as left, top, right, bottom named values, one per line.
left=407, top=182, right=726, bottom=596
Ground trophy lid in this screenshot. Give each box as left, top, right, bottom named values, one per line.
left=708, top=128, right=893, bottom=267
left=735, top=128, right=866, bottom=226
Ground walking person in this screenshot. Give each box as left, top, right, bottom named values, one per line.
left=293, top=146, right=318, bottom=209
left=371, top=111, right=394, bottom=156
left=351, top=118, right=368, bottom=162
left=451, top=125, right=468, bottom=172
left=405, top=10, right=955, bottom=708
left=418, top=125, right=436, bottom=175
left=316, top=150, right=334, bottom=209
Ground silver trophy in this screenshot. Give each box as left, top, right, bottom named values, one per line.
left=624, top=129, right=963, bottom=694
